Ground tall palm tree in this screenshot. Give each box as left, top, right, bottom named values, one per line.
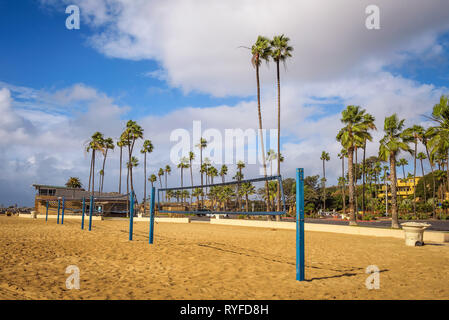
left=397, top=158, right=409, bottom=180
left=271, top=34, right=293, bottom=212
left=428, top=95, right=449, bottom=203
left=85, top=132, right=105, bottom=195
left=158, top=168, right=164, bottom=189
left=196, top=138, right=207, bottom=187
left=141, top=139, right=154, bottom=214
left=126, top=157, right=139, bottom=198
left=208, top=166, right=218, bottom=184
left=117, top=133, right=129, bottom=194
left=236, top=160, right=246, bottom=211
left=338, top=149, right=347, bottom=214
left=164, top=165, right=171, bottom=201
left=189, top=151, right=195, bottom=187
left=320, top=151, right=330, bottom=211
left=417, top=152, right=427, bottom=202
left=361, top=114, right=377, bottom=215
left=149, top=174, right=157, bottom=189
left=122, top=120, right=144, bottom=193
left=267, top=149, right=277, bottom=176
left=378, top=114, right=412, bottom=229
left=403, top=125, right=424, bottom=215
left=99, top=137, right=114, bottom=194
left=220, top=165, right=228, bottom=183
left=251, top=35, right=272, bottom=211
left=422, top=128, right=437, bottom=218
left=336, top=106, right=374, bottom=225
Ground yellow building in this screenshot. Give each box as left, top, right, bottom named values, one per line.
left=378, top=177, right=421, bottom=199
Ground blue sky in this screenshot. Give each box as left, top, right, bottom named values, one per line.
left=1, top=0, right=449, bottom=206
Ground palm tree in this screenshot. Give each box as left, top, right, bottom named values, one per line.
left=141, top=139, right=154, bottom=214
left=320, top=151, right=330, bottom=211
left=149, top=174, right=157, bottom=189
left=271, top=34, right=293, bottom=213
left=336, top=106, right=374, bottom=225
left=192, top=188, right=204, bottom=210
left=158, top=168, right=164, bottom=189
left=338, top=149, right=347, bottom=214
left=403, top=125, right=424, bottom=215
left=267, top=149, right=277, bottom=176
left=220, top=165, right=228, bottom=183
left=397, top=158, right=409, bottom=180
left=360, top=114, right=377, bottom=215
left=126, top=157, right=139, bottom=197
left=428, top=95, right=449, bottom=203
left=196, top=138, right=207, bottom=187
left=236, top=160, right=246, bottom=211
left=239, top=182, right=256, bottom=212
left=417, top=152, right=427, bottom=202
left=85, top=132, right=105, bottom=195
left=164, top=165, right=171, bottom=202
left=208, top=166, right=218, bottom=184
left=189, top=151, right=195, bottom=187
left=422, top=128, right=437, bottom=218
left=177, top=157, right=189, bottom=203
left=251, top=35, right=272, bottom=211
left=122, top=120, right=144, bottom=193
left=99, top=137, right=114, bottom=194
left=117, top=133, right=129, bottom=194
left=378, top=114, right=412, bottom=229
left=66, top=177, right=82, bottom=189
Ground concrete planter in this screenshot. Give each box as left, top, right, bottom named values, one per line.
left=401, top=222, right=431, bottom=246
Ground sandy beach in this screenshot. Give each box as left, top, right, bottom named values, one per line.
left=0, top=215, right=448, bottom=300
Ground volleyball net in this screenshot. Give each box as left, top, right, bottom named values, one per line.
left=156, top=175, right=286, bottom=215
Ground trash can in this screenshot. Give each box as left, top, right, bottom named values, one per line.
left=30, top=211, right=37, bottom=219
left=401, top=222, right=431, bottom=246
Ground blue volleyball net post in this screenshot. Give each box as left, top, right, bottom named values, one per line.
left=45, top=201, right=49, bottom=222
left=149, top=187, right=156, bottom=244
left=57, top=198, right=61, bottom=224
left=61, top=197, right=65, bottom=225
left=296, top=168, right=305, bottom=281
left=88, top=196, right=94, bottom=231
left=129, top=191, right=135, bottom=241
left=81, top=197, right=86, bottom=230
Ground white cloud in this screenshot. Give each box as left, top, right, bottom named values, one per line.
left=44, top=0, right=449, bottom=97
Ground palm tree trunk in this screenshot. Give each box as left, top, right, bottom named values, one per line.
left=342, top=155, right=346, bottom=214
left=322, top=159, right=326, bottom=211
left=446, top=150, right=449, bottom=200
left=91, top=150, right=96, bottom=196
left=413, top=140, right=417, bottom=216
left=190, top=160, right=193, bottom=206
left=255, top=64, right=271, bottom=216
left=390, top=154, right=400, bottom=229
left=276, top=60, right=281, bottom=215
left=101, top=150, right=108, bottom=194
left=354, top=148, right=358, bottom=219
left=362, top=141, right=366, bottom=216
left=348, top=148, right=356, bottom=225
left=420, top=158, right=426, bottom=203
left=143, top=152, right=147, bottom=215
left=119, top=146, right=122, bottom=194
left=425, top=146, right=436, bottom=218
left=88, top=152, right=93, bottom=192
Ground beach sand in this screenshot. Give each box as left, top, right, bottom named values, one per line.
left=0, top=215, right=448, bottom=300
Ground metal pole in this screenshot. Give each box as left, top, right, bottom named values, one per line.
left=149, top=187, right=155, bottom=244
left=81, top=197, right=85, bottom=230
left=129, top=191, right=135, bottom=241
left=57, top=198, right=61, bottom=224
left=296, top=168, right=305, bottom=281
left=61, top=197, right=65, bottom=225
left=88, top=196, right=93, bottom=231
left=45, top=201, right=49, bottom=222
